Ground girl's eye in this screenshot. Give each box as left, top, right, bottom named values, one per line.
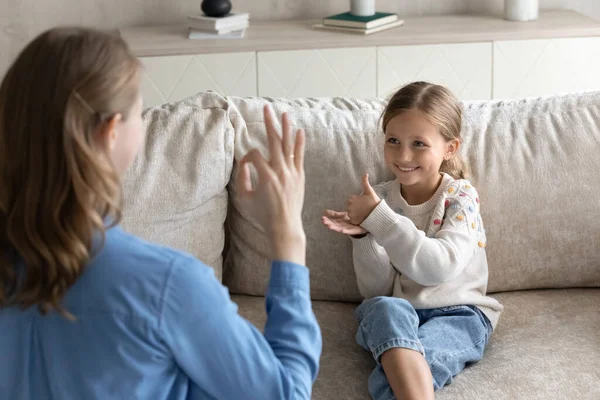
left=413, top=141, right=426, bottom=147
left=387, top=138, right=399, bottom=144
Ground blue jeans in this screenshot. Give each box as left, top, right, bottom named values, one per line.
left=355, top=297, right=492, bottom=399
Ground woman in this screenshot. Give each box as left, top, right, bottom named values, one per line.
left=0, top=27, right=321, bottom=399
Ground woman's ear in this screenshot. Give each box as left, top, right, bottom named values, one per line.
left=444, top=138, right=460, bottom=160
left=95, top=113, right=122, bottom=152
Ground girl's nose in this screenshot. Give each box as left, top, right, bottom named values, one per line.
left=399, top=147, right=412, bottom=162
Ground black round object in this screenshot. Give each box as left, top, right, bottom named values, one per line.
left=201, top=0, right=232, bottom=18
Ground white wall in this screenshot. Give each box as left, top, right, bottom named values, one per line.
left=1, top=0, right=599, bottom=78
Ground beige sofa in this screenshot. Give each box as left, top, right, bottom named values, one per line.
left=121, top=91, right=600, bottom=399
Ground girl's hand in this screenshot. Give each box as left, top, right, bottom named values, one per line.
left=322, top=210, right=367, bottom=236
left=345, top=173, right=380, bottom=225
left=236, top=105, right=306, bottom=265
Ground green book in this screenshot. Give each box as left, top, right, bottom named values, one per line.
left=323, top=12, right=399, bottom=29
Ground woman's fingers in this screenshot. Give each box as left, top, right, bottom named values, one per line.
left=237, top=106, right=307, bottom=265
left=235, top=160, right=253, bottom=197
left=281, top=112, right=293, bottom=159
left=262, top=105, right=304, bottom=173
left=240, top=149, right=277, bottom=189
left=293, top=128, right=305, bottom=171
left=263, top=105, right=285, bottom=167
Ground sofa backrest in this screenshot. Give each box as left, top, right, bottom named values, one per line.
left=120, top=92, right=239, bottom=281
left=224, top=92, right=600, bottom=301
left=462, top=93, right=600, bottom=292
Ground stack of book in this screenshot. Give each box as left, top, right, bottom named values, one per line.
left=313, top=12, right=403, bottom=35
left=187, top=13, right=249, bottom=39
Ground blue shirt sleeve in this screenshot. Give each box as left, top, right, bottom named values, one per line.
left=159, top=254, right=322, bottom=400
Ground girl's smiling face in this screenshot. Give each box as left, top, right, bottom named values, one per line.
left=384, top=108, right=458, bottom=193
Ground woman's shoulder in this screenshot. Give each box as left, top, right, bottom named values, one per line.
left=67, top=226, right=220, bottom=327
left=105, top=225, right=218, bottom=285
left=85, top=226, right=217, bottom=305
left=100, top=225, right=195, bottom=269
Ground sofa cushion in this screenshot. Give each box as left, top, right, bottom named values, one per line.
left=224, top=93, right=600, bottom=300
left=121, top=92, right=236, bottom=280
left=233, top=289, right=600, bottom=400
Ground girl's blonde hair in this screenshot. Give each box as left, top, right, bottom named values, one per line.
left=0, top=27, right=142, bottom=317
left=381, top=81, right=469, bottom=179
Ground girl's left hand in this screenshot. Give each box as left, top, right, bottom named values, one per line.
left=346, top=173, right=380, bottom=225
left=322, top=210, right=367, bottom=236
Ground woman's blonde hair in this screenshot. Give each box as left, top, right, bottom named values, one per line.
left=0, top=27, right=142, bottom=317
left=381, top=81, right=469, bottom=179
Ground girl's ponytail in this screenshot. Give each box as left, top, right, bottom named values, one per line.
left=440, top=154, right=470, bottom=180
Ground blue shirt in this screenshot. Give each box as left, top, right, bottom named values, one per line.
left=0, top=225, right=322, bottom=399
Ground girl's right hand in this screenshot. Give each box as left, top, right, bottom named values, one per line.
left=236, top=105, right=306, bottom=266
left=322, top=210, right=367, bottom=236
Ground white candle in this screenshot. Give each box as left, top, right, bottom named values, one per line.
left=504, top=0, right=539, bottom=22
left=350, top=0, right=376, bottom=17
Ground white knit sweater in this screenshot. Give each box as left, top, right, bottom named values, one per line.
left=351, top=173, right=504, bottom=329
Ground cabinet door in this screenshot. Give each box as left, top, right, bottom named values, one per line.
left=139, top=52, right=256, bottom=107
left=258, top=47, right=376, bottom=98
left=493, top=37, right=600, bottom=99
left=377, top=42, right=492, bottom=100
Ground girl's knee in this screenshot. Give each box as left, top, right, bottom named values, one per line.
left=356, top=297, right=417, bottom=325
left=355, top=297, right=423, bottom=363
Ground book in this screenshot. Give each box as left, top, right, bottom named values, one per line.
left=313, top=19, right=404, bottom=35
left=187, top=28, right=246, bottom=40
left=323, top=12, right=398, bottom=29
left=187, top=13, right=249, bottom=30
left=189, top=21, right=249, bottom=35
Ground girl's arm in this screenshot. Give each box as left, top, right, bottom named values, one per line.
left=324, top=180, right=396, bottom=299
left=360, top=182, right=481, bottom=286
left=350, top=235, right=395, bottom=298
left=161, top=255, right=321, bottom=400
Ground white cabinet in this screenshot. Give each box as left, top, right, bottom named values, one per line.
left=257, top=47, right=376, bottom=98
left=377, top=43, right=493, bottom=101
left=139, top=52, right=256, bottom=107
left=121, top=12, right=600, bottom=104
left=136, top=37, right=600, bottom=106
left=493, top=37, right=600, bottom=99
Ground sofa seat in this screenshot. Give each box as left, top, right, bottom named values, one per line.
left=233, top=288, right=600, bottom=399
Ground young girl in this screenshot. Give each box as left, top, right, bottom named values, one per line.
left=0, top=28, right=320, bottom=399
left=323, top=81, right=503, bottom=399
